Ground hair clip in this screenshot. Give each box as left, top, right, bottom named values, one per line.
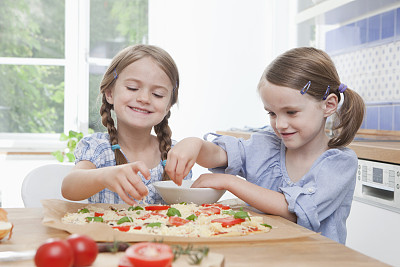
left=161, top=159, right=167, bottom=167
left=322, top=85, right=330, bottom=100
left=113, top=69, right=118, bottom=80
left=338, top=83, right=347, bottom=93
left=300, top=81, right=311, bottom=95
left=111, top=144, right=121, bottom=151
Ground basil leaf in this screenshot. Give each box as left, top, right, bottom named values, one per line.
left=167, top=207, right=182, bottom=217
left=146, top=222, right=162, bottom=228
left=261, top=223, right=272, bottom=229
left=78, top=208, right=89, bottom=213
left=234, top=211, right=250, bottom=220
left=117, top=216, right=133, bottom=225
left=179, top=202, right=187, bottom=205
left=186, top=214, right=198, bottom=221
left=85, top=216, right=103, bottom=222
left=222, top=210, right=236, bottom=215
left=128, top=206, right=143, bottom=211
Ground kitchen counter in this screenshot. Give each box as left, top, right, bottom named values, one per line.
left=216, top=130, right=400, bottom=164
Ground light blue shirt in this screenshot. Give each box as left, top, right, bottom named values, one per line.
left=209, top=128, right=357, bottom=244
left=74, top=132, right=192, bottom=205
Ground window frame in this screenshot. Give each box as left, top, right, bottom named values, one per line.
left=0, top=0, right=92, bottom=152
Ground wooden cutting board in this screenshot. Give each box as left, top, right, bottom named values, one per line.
left=91, top=252, right=225, bottom=267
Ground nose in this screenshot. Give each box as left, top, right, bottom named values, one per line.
left=136, top=89, right=151, bottom=103
left=274, top=116, right=288, bottom=130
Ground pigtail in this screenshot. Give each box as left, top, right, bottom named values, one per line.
left=100, top=94, right=127, bottom=165
left=328, top=88, right=365, bottom=148
left=154, top=112, right=172, bottom=181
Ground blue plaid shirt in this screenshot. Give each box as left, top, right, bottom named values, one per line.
left=209, top=127, right=357, bottom=244
left=74, top=132, right=191, bottom=204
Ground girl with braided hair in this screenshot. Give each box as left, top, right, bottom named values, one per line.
left=62, top=44, right=191, bottom=205
left=165, top=47, right=365, bottom=244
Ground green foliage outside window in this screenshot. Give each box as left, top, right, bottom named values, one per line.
left=0, top=0, right=148, bottom=134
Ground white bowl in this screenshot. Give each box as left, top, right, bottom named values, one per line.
left=152, top=180, right=226, bottom=205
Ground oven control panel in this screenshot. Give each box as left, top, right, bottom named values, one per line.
left=354, top=159, right=400, bottom=213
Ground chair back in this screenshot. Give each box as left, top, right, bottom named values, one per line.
left=21, top=163, right=87, bottom=208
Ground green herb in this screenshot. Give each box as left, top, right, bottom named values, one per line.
left=146, top=222, right=162, bottom=228
left=172, top=244, right=209, bottom=265
left=117, top=216, right=133, bottom=225
left=261, top=223, right=272, bottom=229
left=136, top=211, right=141, bottom=215
left=186, top=214, right=198, bottom=221
left=222, top=210, right=236, bottom=215
left=78, top=208, right=89, bottom=213
left=85, top=216, right=103, bottom=222
left=128, top=206, right=143, bottom=211
left=234, top=210, right=250, bottom=220
left=166, top=207, right=181, bottom=217
left=179, top=202, right=187, bottom=205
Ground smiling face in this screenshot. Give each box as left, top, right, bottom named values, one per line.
left=259, top=80, right=332, bottom=152
left=105, top=57, right=173, bottom=131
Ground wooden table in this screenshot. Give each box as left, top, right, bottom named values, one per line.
left=0, top=208, right=388, bottom=266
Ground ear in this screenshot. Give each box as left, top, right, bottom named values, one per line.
left=323, top=94, right=338, bottom=118
left=105, top=88, right=114, bottom=105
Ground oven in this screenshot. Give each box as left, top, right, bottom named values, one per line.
left=346, top=158, right=400, bottom=266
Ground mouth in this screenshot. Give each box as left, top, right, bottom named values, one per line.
left=280, top=132, right=296, bottom=138
left=130, top=106, right=152, bottom=114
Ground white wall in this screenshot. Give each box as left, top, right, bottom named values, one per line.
left=148, top=0, right=296, bottom=177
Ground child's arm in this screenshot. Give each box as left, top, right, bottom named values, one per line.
left=165, top=137, right=228, bottom=185
left=192, top=173, right=297, bottom=222
left=61, top=160, right=151, bottom=205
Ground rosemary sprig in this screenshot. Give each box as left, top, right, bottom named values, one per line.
left=172, top=244, right=209, bottom=265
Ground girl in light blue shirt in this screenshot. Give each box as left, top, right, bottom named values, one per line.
left=62, top=44, right=191, bottom=205
left=165, top=47, right=365, bottom=244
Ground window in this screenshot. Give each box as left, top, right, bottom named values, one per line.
left=0, top=0, right=148, bottom=150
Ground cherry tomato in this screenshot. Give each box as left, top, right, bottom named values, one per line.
left=168, top=216, right=190, bottom=226
left=94, top=212, right=104, bottom=217
left=66, top=234, right=98, bottom=267
left=34, top=238, right=74, bottom=267
left=211, top=217, right=245, bottom=227
left=144, top=205, right=170, bottom=211
left=125, top=242, right=173, bottom=267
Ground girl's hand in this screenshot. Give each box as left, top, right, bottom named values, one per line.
left=191, top=173, right=231, bottom=190
left=165, top=137, right=204, bottom=186
left=101, top=161, right=151, bottom=205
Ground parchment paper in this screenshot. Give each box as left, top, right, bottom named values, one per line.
left=41, top=199, right=317, bottom=243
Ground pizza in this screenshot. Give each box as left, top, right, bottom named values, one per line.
left=61, top=203, right=272, bottom=237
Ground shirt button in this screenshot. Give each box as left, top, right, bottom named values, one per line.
left=308, top=188, right=314, bottom=193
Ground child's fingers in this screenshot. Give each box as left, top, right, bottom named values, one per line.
left=130, top=161, right=151, bottom=180
left=114, top=184, right=137, bottom=205
left=164, top=157, right=178, bottom=184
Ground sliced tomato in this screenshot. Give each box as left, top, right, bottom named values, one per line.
left=118, top=255, right=134, bottom=267
left=133, top=226, right=142, bottom=230
left=195, top=207, right=221, bottom=216
left=94, top=212, right=104, bottom=217
left=125, top=242, right=173, bottom=267
left=168, top=216, right=190, bottom=226
left=211, top=217, right=245, bottom=227
left=201, top=203, right=231, bottom=210
left=112, top=226, right=131, bottom=232
left=144, top=205, right=170, bottom=211
left=139, top=212, right=168, bottom=220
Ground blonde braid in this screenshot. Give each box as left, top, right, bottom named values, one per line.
left=154, top=112, right=172, bottom=180
left=100, top=94, right=127, bottom=165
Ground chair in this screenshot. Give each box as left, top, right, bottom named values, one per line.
left=21, top=163, right=87, bottom=208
